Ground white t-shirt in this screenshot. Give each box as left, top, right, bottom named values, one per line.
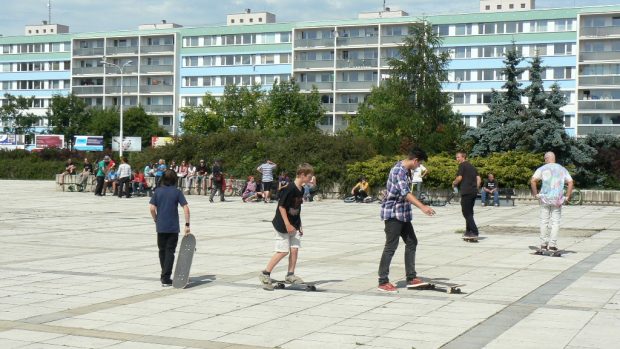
left=533, top=163, right=572, bottom=206
left=412, top=164, right=427, bottom=184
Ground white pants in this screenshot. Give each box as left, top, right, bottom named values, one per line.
left=540, top=204, right=562, bottom=247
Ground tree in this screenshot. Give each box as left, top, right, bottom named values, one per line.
left=351, top=23, right=464, bottom=154
left=0, top=93, right=40, bottom=144
left=180, top=93, right=224, bottom=135
left=85, top=108, right=119, bottom=149
left=260, top=79, right=324, bottom=131
left=46, top=94, right=90, bottom=147
left=123, top=106, right=169, bottom=147
left=467, top=45, right=527, bottom=156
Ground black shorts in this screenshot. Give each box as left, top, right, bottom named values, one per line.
left=262, top=181, right=273, bottom=192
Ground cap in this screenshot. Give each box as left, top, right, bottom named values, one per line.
left=104, top=155, right=111, bottom=161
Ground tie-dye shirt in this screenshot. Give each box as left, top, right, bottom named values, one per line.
left=532, top=163, right=573, bottom=206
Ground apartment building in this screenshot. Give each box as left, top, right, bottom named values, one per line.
left=1, top=2, right=620, bottom=138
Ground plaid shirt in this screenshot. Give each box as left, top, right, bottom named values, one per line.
left=381, top=161, right=413, bottom=222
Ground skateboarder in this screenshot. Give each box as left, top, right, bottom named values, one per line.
left=259, top=163, right=314, bottom=286
left=530, top=151, right=573, bottom=253
left=149, top=169, right=191, bottom=286
left=452, top=151, right=481, bottom=241
left=378, top=148, right=435, bottom=293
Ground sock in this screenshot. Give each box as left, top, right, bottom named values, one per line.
left=262, top=270, right=270, bottom=276
left=287, top=271, right=294, bottom=276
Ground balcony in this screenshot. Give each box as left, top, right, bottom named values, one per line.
left=72, top=67, right=104, bottom=75
left=141, top=65, right=174, bottom=74
left=105, top=86, right=138, bottom=94
left=336, top=81, right=375, bottom=90
left=580, top=51, right=620, bottom=62
left=337, top=36, right=378, bottom=46
left=106, top=46, right=139, bottom=55
left=140, top=85, right=174, bottom=93
left=579, top=75, right=620, bottom=86
left=294, top=38, right=334, bottom=48
left=72, top=86, right=103, bottom=94
left=381, top=35, right=407, bottom=44
left=141, top=45, right=174, bottom=53
left=294, top=60, right=333, bottom=69
left=578, top=99, right=620, bottom=111
left=335, top=103, right=359, bottom=113
left=298, top=81, right=333, bottom=90
left=336, top=58, right=378, bottom=69
left=143, top=105, right=174, bottom=113
left=580, top=26, right=620, bottom=37
left=74, top=47, right=105, bottom=56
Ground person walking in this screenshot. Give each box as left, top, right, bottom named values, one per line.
left=452, top=151, right=481, bottom=240
left=94, top=155, right=113, bottom=196
left=411, top=162, right=428, bottom=199
left=209, top=159, right=225, bottom=202
left=530, top=151, right=573, bottom=253
left=377, top=148, right=436, bottom=293
left=257, top=158, right=277, bottom=203
left=149, top=170, right=191, bottom=286
left=259, top=163, right=315, bottom=287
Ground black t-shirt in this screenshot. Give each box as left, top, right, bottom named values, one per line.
left=84, top=163, right=93, bottom=174
left=196, top=165, right=208, bottom=176
left=457, top=161, right=478, bottom=196
left=484, top=179, right=498, bottom=191
left=272, top=183, right=303, bottom=234
left=149, top=185, right=188, bottom=233
left=212, top=164, right=223, bottom=182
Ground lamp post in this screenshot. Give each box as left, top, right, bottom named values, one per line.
left=101, top=59, right=132, bottom=157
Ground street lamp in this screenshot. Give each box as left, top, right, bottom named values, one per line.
left=101, top=58, right=132, bottom=157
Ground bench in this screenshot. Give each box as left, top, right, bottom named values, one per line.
left=55, top=174, right=96, bottom=192
left=476, top=188, right=516, bottom=206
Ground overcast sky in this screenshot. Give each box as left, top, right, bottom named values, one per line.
left=1, top=0, right=620, bottom=37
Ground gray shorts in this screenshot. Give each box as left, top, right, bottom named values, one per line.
left=274, top=230, right=301, bottom=252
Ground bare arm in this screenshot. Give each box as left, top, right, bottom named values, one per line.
left=149, top=204, right=157, bottom=222
left=530, top=177, right=539, bottom=197
left=182, top=204, right=190, bottom=235
left=476, top=176, right=481, bottom=190
left=564, top=180, right=574, bottom=203
left=406, top=192, right=435, bottom=216
left=452, top=175, right=462, bottom=187
left=279, top=206, right=296, bottom=233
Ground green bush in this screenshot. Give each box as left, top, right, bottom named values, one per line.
left=345, top=151, right=544, bottom=192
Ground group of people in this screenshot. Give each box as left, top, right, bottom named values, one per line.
left=107, top=148, right=573, bottom=291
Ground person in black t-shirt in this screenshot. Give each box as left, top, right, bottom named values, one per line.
left=481, top=173, right=500, bottom=207
left=452, top=151, right=481, bottom=239
left=259, top=163, right=314, bottom=286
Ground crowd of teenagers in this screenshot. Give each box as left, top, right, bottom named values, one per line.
left=65, top=148, right=574, bottom=291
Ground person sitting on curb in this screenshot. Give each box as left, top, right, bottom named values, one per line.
left=351, top=176, right=370, bottom=202
left=242, top=176, right=263, bottom=202
left=58, top=159, right=77, bottom=185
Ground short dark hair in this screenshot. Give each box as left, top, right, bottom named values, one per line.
left=162, top=169, right=178, bottom=186
left=407, top=147, right=428, bottom=162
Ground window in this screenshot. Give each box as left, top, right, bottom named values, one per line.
left=280, top=32, right=291, bottom=42
left=497, top=5, right=502, bottom=10
left=185, top=77, right=198, bottom=87
left=533, top=44, right=547, bottom=56
left=454, top=70, right=471, bottom=81
left=505, top=21, right=523, bottom=33
left=556, top=19, right=574, bottom=31
left=521, top=3, right=526, bottom=8
left=509, top=4, right=514, bottom=9
left=434, top=25, right=449, bottom=36
left=531, top=20, right=548, bottom=32
left=280, top=53, right=290, bottom=64
left=477, top=93, right=492, bottom=104
left=564, top=115, right=572, bottom=127
left=454, top=47, right=471, bottom=58
left=553, top=67, right=572, bottom=80
left=454, top=24, right=472, bottom=35
left=453, top=93, right=467, bottom=104
left=481, top=69, right=495, bottom=81
left=554, top=43, right=572, bottom=55
left=185, top=56, right=199, bottom=66
left=613, top=17, right=620, bottom=26
left=162, top=117, right=172, bottom=126
left=485, top=5, right=490, bottom=10
left=482, top=23, right=495, bottom=34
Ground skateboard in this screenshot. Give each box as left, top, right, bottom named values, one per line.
left=408, top=281, right=463, bottom=294
left=462, top=236, right=479, bottom=243
left=529, top=245, right=563, bottom=257
left=172, top=234, right=196, bottom=289
left=262, top=279, right=317, bottom=292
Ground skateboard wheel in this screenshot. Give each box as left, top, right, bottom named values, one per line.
left=276, top=283, right=285, bottom=289
left=455, top=288, right=461, bottom=293
left=307, top=285, right=317, bottom=291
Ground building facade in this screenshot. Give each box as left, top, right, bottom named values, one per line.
left=1, top=3, right=619, bottom=139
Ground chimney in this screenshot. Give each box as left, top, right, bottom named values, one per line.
left=385, top=7, right=390, bottom=11
left=162, top=19, right=167, bottom=24
left=245, top=8, right=251, bottom=13
left=42, top=20, right=48, bottom=25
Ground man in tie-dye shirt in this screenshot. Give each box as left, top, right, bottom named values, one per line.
left=530, top=152, right=574, bottom=253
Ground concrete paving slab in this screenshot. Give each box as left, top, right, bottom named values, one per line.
left=1, top=180, right=619, bottom=349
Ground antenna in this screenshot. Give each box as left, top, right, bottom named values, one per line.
left=383, top=0, right=386, bottom=11
left=47, top=0, right=51, bottom=24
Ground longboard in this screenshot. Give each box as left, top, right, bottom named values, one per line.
left=408, top=280, right=464, bottom=294
left=529, top=245, right=563, bottom=257
left=462, top=236, right=479, bottom=243
left=172, top=234, right=196, bottom=289
left=262, top=279, right=317, bottom=292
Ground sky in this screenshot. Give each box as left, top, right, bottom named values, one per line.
left=1, top=0, right=620, bottom=37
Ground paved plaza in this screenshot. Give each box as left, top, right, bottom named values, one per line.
left=0, top=180, right=619, bottom=349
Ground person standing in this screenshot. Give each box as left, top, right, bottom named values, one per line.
left=259, top=163, right=314, bottom=286
left=94, top=155, right=112, bottom=196
left=209, top=159, right=225, bottom=202
left=116, top=156, right=132, bottom=198
left=530, top=152, right=573, bottom=253
left=481, top=173, right=500, bottom=207
left=195, top=159, right=209, bottom=195
left=149, top=170, right=191, bottom=287
left=411, top=163, right=428, bottom=199
left=257, top=158, right=277, bottom=203
left=452, top=151, right=481, bottom=240
left=377, top=148, right=436, bottom=293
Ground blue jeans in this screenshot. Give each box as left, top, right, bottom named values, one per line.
left=481, top=190, right=499, bottom=206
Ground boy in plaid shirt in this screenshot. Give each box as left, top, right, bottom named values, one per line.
left=378, top=148, right=436, bottom=293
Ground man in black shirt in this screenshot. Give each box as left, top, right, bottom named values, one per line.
left=452, top=151, right=481, bottom=240
left=481, top=173, right=500, bottom=207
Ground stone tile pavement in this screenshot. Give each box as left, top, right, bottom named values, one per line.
left=0, top=180, right=619, bottom=349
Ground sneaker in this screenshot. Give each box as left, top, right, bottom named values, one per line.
left=161, top=279, right=172, bottom=287
left=258, top=272, right=271, bottom=285
left=377, top=282, right=398, bottom=293
left=540, top=244, right=548, bottom=251
left=406, top=278, right=429, bottom=289
left=285, top=274, right=304, bottom=284
left=481, top=203, right=486, bottom=207
left=494, top=204, right=499, bottom=207
left=548, top=246, right=558, bottom=252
